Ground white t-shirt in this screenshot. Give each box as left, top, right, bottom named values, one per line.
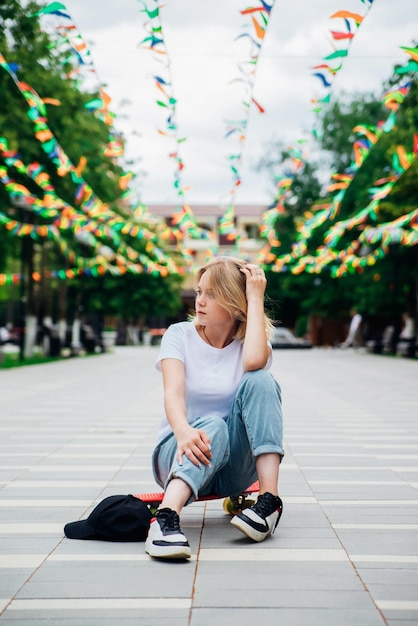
left=155, top=321, right=272, bottom=443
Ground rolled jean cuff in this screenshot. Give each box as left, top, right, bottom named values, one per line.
left=253, top=444, right=284, bottom=460
left=164, top=468, right=199, bottom=503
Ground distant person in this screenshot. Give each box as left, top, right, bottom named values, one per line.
left=145, top=256, right=284, bottom=560
left=0, top=325, right=11, bottom=345
left=341, top=309, right=363, bottom=348
left=397, top=312, right=416, bottom=357
left=399, top=312, right=415, bottom=341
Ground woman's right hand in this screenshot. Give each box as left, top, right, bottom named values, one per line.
left=175, top=425, right=213, bottom=468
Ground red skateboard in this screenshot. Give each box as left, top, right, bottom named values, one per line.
left=133, top=481, right=259, bottom=515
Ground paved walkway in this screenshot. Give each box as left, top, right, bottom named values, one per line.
left=0, top=346, right=417, bottom=625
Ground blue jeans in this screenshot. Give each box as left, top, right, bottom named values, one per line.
left=151, top=370, right=284, bottom=502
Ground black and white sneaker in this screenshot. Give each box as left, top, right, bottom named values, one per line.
left=145, top=508, right=191, bottom=559
left=230, top=492, right=283, bottom=542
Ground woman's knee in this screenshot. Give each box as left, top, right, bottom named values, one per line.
left=193, top=414, right=228, bottom=437
left=240, top=369, right=281, bottom=396
left=193, top=415, right=229, bottom=463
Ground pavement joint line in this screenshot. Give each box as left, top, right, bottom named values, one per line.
left=1, top=554, right=198, bottom=565
left=0, top=555, right=48, bottom=568
left=6, top=599, right=192, bottom=610
left=0, top=524, right=66, bottom=534
left=319, top=500, right=418, bottom=505
left=1, top=481, right=155, bottom=487
left=0, top=453, right=131, bottom=458
left=26, top=466, right=150, bottom=472
left=332, top=524, right=418, bottom=529
left=307, top=480, right=406, bottom=485
left=351, top=555, right=418, bottom=563
left=362, top=443, right=418, bottom=450
left=299, top=466, right=418, bottom=470
left=376, top=600, right=418, bottom=610
left=0, top=599, right=10, bottom=613
left=294, top=453, right=418, bottom=458
left=48, top=554, right=197, bottom=562
left=198, top=549, right=349, bottom=561
left=0, top=500, right=97, bottom=507
left=52, top=454, right=150, bottom=458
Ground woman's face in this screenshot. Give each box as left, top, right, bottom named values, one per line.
left=195, top=270, right=232, bottom=328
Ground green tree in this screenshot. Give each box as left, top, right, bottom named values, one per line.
left=0, top=0, right=125, bottom=205
left=317, top=77, right=417, bottom=327
left=259, top=69, right=417, bottom=342
left=66, top=272, right=184, bottom=330
left=0, top=1, right=180, bottom=343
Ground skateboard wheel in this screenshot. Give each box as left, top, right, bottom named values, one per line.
left=223, top=495, right=255, bottom=515
left=223, top=497, right=236, bottom=514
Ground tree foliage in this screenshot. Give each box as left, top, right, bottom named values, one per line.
left=0, top=0, right=124, bottom=206
left=0, top=4, right=416, bottom=343
left=0, top=2, right=184, bottom=328
left=261, top=69, right=417, bottom=338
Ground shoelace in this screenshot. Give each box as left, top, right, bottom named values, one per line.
left=157, top=508, right=181, bottom=532
left=253, top=493, right=278, bottom=517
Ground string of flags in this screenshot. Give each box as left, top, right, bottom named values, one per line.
left=218, top=0, right=276, bottom=245
left=0, top=0, right=417, bottom=287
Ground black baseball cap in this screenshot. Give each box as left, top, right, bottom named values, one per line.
left=64, top=494, right=152, bottom=542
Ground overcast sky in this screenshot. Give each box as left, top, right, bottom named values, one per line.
left=57, top=0, right=417, bottom=206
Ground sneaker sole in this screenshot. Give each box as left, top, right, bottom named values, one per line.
left=145, top=539, right=191, bottom=559
left=230, top=515, right=272, bottom=542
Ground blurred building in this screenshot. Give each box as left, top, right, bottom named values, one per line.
left=149, top=203, right=267, bottom=252
left=149, top=203, right=268, bottom=311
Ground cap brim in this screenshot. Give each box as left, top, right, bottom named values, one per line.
left=64, top=520, right=98, bottom=540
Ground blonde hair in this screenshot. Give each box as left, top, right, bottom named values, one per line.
left=193, top=256, right=274, bottom=342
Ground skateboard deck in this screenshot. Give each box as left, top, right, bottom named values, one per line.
left=134, top=481, right=259, bottom=515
